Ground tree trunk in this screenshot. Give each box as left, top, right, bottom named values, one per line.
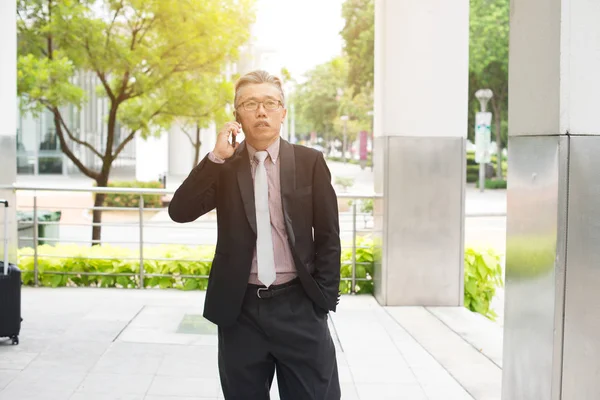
left=193, top=124, right=201, bottom=167
left=92, top=188, right=106, bottom=245
left=491, top=98, right=503, bottom=180
left=92, top=104, right=118, bottom=245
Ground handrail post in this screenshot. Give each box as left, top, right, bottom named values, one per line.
left=138, top=195, right=144, bottom=289
left=351, top=200, right=357, bottom=294
left=33, top=194, right=39, bottom=287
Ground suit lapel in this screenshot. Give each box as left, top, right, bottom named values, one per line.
left=279, top=139, right=296, bottom=246
left=235, top=142, right=257, bottom=235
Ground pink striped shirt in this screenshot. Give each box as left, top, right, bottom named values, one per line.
left=209, top=137, right=297, bottom=285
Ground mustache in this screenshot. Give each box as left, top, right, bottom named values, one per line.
left=254, top=120, right=270, bottom=127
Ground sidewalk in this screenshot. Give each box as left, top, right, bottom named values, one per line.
left=0, top=288, right=502, bottom=400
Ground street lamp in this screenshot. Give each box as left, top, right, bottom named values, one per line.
left=474, top=89, right=493, bottom=193
left=340, top=115, right=349, bottom=163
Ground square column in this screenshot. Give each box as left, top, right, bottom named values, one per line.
left=503, top=1, right=600, bottom=398
left=0, top=0, right=18, bottom=263
left=373, top=0, right=469, bottom=306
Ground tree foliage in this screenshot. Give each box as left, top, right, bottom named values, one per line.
left=340, top=0, right=374, bottom=94
left=295, top=57, right=348, bottom=138
left=17, top=0, right=255, bottom=241
left=164, top=73, right=234, bottom=167
left=293, top=0, right=375, bottom=149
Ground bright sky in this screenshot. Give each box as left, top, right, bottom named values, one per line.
left=249, top=0, right=346, bottom=82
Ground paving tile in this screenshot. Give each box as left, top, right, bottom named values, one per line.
left=386, top=306, right=502, bottom=399
left=156, top=351, right=219, bottom=379
left=145, top=396, right=208, bottom=400
left=340, top=382, right=360, bottom=400
left=346, top=353, right=417, bottom=384
left=355, top=383, right=428, bottom=400
left=147, top=376, right=219, bottom=398
left=4, top=366, right=86, bottom=393
left=61, top=321, right=127, bottom=343
left=0, top=369, right=19, bottom=390
left=422, top=383, right=475, bottom=400
left=76, top=373, right=154, bottom=395
left=427, top=306, right=503, bottom=368
left=71, top=394, right=144, bottom=400
left=0, top=387, right=74, bottom=400
left=90, top=353, right=164, bottom=375
left=0, top=351, right=38, bottom=370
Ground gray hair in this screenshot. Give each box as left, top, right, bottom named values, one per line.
left=234, top=70, right=285, bottom=109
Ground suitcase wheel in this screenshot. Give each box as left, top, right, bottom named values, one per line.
left=10, top=335, right=18, bottom=345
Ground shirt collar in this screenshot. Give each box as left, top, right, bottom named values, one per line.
left=247, top=137, right=280, bottom=164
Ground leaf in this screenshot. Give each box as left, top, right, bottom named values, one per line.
left=117, top=277, right=130, bottom=287
left=159, top=277, right=173, bottom=289
left=50, top=275, right=63, bottom=288
left=183, top=279, right=199, bottom=291
left=465, top=280, right=478, bottom=298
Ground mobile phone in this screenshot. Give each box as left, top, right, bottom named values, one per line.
left=232, top=118, right=241, bottom=147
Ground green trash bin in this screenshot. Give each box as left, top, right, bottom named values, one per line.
left=17, top=210, right=62, bottom=247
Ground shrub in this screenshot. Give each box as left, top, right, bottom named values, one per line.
left=334, top=177, right=355, bottom=190
left=340, top=236, right=375, bottom=294
left=466, top=151, right=507, bottom=183
left=18, top=244, right=215, bottom=290
left=475, top=178, right=508, bottom=189
left=464, top=248, right=504, bottom=320
left=100, top=180, right=164, bottom=209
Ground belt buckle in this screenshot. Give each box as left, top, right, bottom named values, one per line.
left=257, top=287, right=269, bottom=299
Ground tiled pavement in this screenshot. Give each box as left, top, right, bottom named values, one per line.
left=0, top=288, right=503, bottom=399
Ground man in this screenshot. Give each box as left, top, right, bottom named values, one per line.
left=168, top=70, right=341, bottom=400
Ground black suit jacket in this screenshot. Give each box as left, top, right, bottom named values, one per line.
left=168, top=139, right=341, bottom=327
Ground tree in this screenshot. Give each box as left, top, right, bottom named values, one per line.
left=295, top=57, right=348, bottom=141
left=469, top=0, right=509, bottom=179
left=17, top=0, right=254, bottom=243
left=164, top=73, right=234, bottom=168
left=340, top=0, right=374, bottom=95
left=294, top=56, right=373, bottom=156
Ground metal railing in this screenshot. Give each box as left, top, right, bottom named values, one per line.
left=1, top=184, right=381, bottom=294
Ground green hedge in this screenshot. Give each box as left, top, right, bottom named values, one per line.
left=466, top=151, right=507, bottom=183
left=475, top=179, right=508, bottom=189
left=18, top=239, right=503, bottom=320
left=99, top=181, right=164, bottom=209
left=18, top=244, right=215, bottom=290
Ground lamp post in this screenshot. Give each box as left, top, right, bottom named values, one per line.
left=340, top=115, right=349, bottom=163
left=474, top=89, right=493, bottom=193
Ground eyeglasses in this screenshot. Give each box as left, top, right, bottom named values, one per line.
left=237, top=99, right=283, bottom=112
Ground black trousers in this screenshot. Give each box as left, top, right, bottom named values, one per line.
left=218, top=279, right=341, bottom=400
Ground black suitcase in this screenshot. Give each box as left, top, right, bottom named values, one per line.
left=0, top=199, right=21, bottom=345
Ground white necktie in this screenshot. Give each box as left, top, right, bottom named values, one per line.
left=254, top=151, right=276, bottom=287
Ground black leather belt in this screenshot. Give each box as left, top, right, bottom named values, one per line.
left=248, top=278, right=300, bottom=299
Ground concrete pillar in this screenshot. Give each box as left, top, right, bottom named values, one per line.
left=502, top=1, right=600, bottom=399
left=168, top=122, right=218, bottom=178
left=135, top=133, right=168, bottom=182
left=373, top=0, right=469, bottom=305
left=0, top=0, right=18, bottom=263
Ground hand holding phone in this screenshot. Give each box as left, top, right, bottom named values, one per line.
left=213, top=121, right=241, bottom=160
